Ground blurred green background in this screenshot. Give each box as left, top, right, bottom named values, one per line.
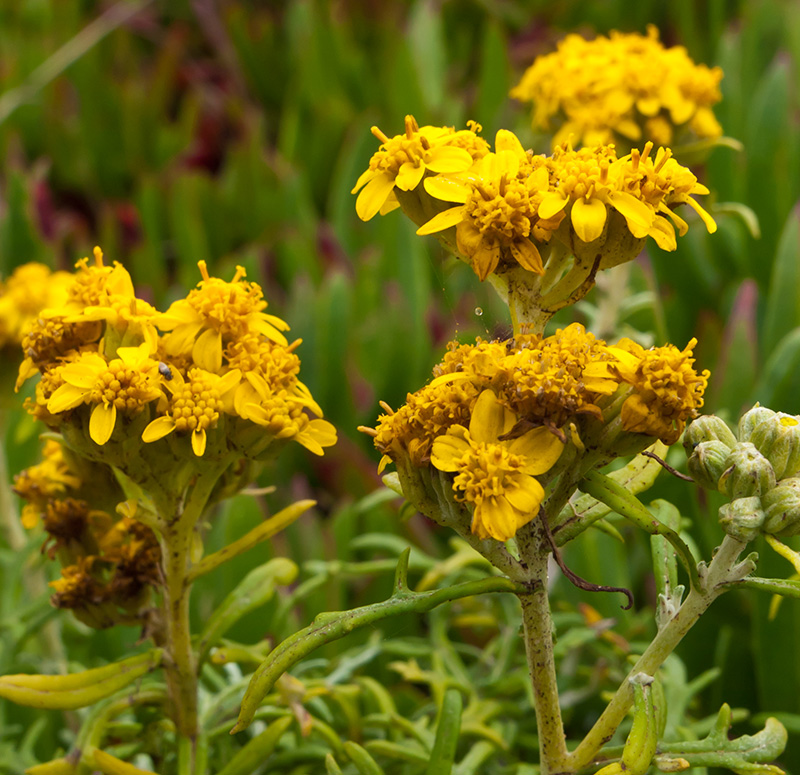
left=1, top=0, right=800, bottom=770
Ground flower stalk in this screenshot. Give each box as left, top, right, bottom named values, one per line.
left=516, top=522, right=570, bottom=774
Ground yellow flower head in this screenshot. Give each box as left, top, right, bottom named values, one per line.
left=237, top=377, right=337, bottom=457
left=60, top=248, right=158, bottom=349
left=540, top=143, right=654, bottom=244
left=610, top=337, right=710, bottom=444
left=419, top=131, right=554, bottom=279
left=611, top=143, right=716, bottom=250
left=352, top=115, right=488, bottom=221
left=156, top=262, right=289, bottom=372
left=0, top=263, right=73, bottom=351
left=142, top=366, right=241, bottom=457
left=46, top=342, right=163, bottom=445
left=16, top=317, right=103, bottom=390
left=511, top=26, right=723, bottom=151
left=50, top=557, right=106, bottom=610
left=430, top=390, right=564, bottom=541
left=13, top=440, right=83, bottom=529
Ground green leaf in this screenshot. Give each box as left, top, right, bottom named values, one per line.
left=762, top=207, right=800, bottom=355
left=750, top=327, right=800, bottom=412
left=196, top=558, right=298, bottom=664
left=408, top=0, right=446, bottom=116
left=426, top=688, right=463, bottom=774
left=220, top=716, right=293, bottom=775
left=344, top=741, right=386, bottom=775
left=711, top=279, right=758, bottom=413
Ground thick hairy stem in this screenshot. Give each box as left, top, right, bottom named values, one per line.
left=516, top=526, right=570, bottom=774
left=567, top=535, right=748, bottom=771
left=161, top=521, right=198, bottom=749
left=160, top=461, right=231, bottom=772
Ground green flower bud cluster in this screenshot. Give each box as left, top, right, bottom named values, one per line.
left=683, top=406, right=800, bottom=540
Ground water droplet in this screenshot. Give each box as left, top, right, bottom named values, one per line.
left=474, top=307, right=483, bottom=316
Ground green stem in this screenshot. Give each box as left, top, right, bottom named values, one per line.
left=516, top=540, right=570, bottom=775
left=567, top=535, right=749, bottom=771
left=159, top=459, right=232, bottom=771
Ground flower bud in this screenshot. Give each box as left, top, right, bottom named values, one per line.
left=738, top=404, right=776, bottom=443
left=686, top=440, right=731, bottom=490
left=718, top=443, right=776, bottom=499
left=748, top=413, right=800, bottom=480
left=683, top=415, right=737, bottom=456
left=762, top=477, right=800, bottom=537
left=718, top=496, right=765, bottom=542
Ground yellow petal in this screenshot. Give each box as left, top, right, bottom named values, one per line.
left=538, top=192, right=569, bottom=220
left=659, top=206, right=689, bottom=236
left=529, top=166, right=550, bottom=191
left=571, top=198, right=607, bottom=243
left=427, top=146, right=473, bottom=173
left=505, top=477, right=545, bottom=513
left=351, top=167, right=376, bottom=194
left=608, top=191, right=654, bottom=236
left=89, top=403, right=117, bottom=445
left=47, top=384, right=88, bottom=414
left=192, top=429, right=207, bottom=457
left=648, top=216, right=678, bottom=251
left=684, top=197, right=717, bottom=234
left=473, top=497, right=519, bottom=542
left=163, top=322, right=203, bottom=355
left=469, top=390, right=513, bottom=443
left=416, top=206, right=465, bottom=236
left=395, top=161, right=426, bottom=191
left=511, top=428, right=565, bottom=475
left=142, top=416, right=176, bottom=443
left=193, top=327, right=223, bottom=372
left=424, top=175, right=470, bottom=203
left=431, top=430, right=470, bottom=471
left=296, top=419, right=338, bottom=455
left=494, top=129, right=526, bottom=156
left=355, top=172, right=395, bottom=221
left=379, top=193, right=401, bottom=215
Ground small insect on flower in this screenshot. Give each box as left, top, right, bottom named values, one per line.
left=158, top=362, right=173, bottom=381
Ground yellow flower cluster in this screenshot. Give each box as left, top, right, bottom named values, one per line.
left=0, top=263, right=73, bottom=352
left=510, top=26, right=723, bottom=150
left=418, top=134, right=716, bottom=281
left=14, top=440, right=160, bottom=629
left=18, top=249, right=337, bottom=460
left=352, top=115, right=489, bottom=221
left=363, top=323, right=708, bottom=541
left=354, top=118, right=715, bottom=285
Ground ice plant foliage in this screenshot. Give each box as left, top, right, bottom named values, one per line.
left=510, top=26, right=723, bottom=150
left=362, top=323, right=709, bottom=542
